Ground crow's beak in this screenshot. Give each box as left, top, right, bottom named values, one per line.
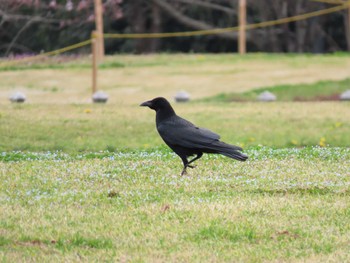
left=140, top=100, right=152, bottom=107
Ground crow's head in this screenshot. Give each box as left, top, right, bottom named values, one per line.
left=140, top=97, right=172, bottom=111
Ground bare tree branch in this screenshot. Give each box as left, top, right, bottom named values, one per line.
left=152, top=0, right=240, bottom=40
left=172, top=0, right=236, bottom=15
left=5, top=17, right=34, bottom=55
left=0, top=9, right=60, bottom=23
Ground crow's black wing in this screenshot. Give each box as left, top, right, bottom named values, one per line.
left=157, top=116, right=241, bottom=151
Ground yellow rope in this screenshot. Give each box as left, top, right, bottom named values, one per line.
left=0, top=39, right=92, bottom=67
left=39, top=39, right=92, bottom=56
left=103, top=2, right=350, bottom=39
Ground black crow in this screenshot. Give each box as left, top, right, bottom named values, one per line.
left=140, top=97, right=248, bottom=175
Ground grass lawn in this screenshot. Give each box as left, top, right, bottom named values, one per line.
left=0, top=53, right=350, bottom=261
left=1, top=53, right=350, bottom=104
left=0, top=102, right=349, bottom=151
left=1, top=147, right=350, bottom=262
left=203, top=78, right=350, bottom=102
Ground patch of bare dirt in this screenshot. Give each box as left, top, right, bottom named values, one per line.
left=293, top=93, right=340, bottom=101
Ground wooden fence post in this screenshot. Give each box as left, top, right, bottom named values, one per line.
left=239, top=0, right=247, bottom=54
left=94, top=0, right=105, bottom=61
left=92, top=36, right=97, bottom=94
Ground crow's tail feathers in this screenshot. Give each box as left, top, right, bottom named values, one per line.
left=211, top=141, right=248, bottom=162
left=219, top=149, right=248, bottom=161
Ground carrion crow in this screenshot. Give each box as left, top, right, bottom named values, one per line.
left=140, top=97, right=248, bottom=175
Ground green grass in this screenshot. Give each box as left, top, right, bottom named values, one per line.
left=1, top=52, right=350, bottom=71
left=1, top=147, right=349, bottom=261
left=202, top=78, right=350, bottom=102
left=0, top=102, right=349, bottom=152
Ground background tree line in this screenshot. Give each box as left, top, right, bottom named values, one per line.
left=0, top=0, right=349, bottom=56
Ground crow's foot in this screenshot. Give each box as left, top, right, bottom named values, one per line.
left=181, top=164, right=197, bottom=176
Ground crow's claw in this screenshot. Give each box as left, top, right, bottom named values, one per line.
left=180, top=164, right=196, bottom=176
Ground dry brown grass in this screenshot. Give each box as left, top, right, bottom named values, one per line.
left=1, top=54, right=350, bottom=105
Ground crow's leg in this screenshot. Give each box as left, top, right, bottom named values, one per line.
left=181, top=158, right=189, bottom=176
left=180, top=153, right=203, bottom=176
left=187, top=152, right=203, bottom=167
left=180, top=156, right=190, bottom=176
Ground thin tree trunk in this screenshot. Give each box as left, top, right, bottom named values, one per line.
left=130, top=0, right=147, bottom=53
left=150, top=2, right=162, bottom=52
left=295, top=0, right=307, bottom=52
left=344, top=10, right=350, bottom=51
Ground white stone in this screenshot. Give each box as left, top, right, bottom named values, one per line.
left=257, top=91, right=276, bottom=102
left=174, top=90, right=190, bottom=102
left=92, top=90, right=108, bottom=103
left=340, top=90, right=350, bottom=101
left=9, top=91, right=26, bottom=103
